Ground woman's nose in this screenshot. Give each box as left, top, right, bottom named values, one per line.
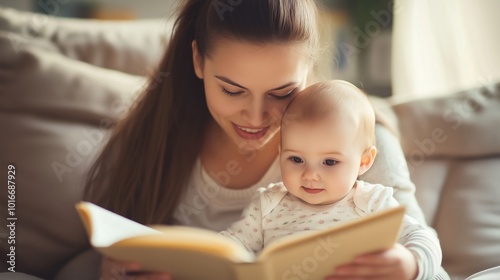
left=245, top=98, right=268, bottom=126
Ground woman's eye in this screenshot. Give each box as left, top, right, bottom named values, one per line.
left=272, top=88, right=297, bottom=100
left=323, top=159, right=338, bottom=166
left=289, top=156, right=303, bottom=164
left=222, top=88, right=244, bottom=96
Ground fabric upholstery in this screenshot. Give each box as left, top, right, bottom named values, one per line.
left=53, top=249, right=100, bottom=280
left=0, top=43, right=145, bottom=125
left=393, top=84, right=500, bottom=158
left=0, top=7, right=171, bottom=75
left=0, top=10, right=151, bottom=278
left=392, top=85, right=500, bottom=279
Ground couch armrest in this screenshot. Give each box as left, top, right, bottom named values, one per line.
left=54, top=249, right=101, bottom=280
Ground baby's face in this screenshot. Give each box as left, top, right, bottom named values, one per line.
left=280, top=115, right=366, bottom=205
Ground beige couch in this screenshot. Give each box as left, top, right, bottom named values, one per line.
left=1, top=8, right=499, bottom=280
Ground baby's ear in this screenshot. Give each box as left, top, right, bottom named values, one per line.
left=358, top=146, right=377, bottom=176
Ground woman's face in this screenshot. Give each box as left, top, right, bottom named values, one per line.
left=192, top=39, right=310, bottom=151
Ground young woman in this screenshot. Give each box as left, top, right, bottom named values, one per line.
left=84, top=1, right=449, bottom=279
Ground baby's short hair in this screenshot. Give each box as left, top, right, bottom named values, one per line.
left=282, top=80, right=376, bottom=148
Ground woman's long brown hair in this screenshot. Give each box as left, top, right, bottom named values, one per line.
left=84, top=0, right=319, bottom=225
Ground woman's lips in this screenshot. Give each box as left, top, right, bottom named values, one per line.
left=233, top=123, right=269, bottom=140
left=302, top=187, right=324, bottom=194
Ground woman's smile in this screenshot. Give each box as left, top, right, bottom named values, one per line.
left=233, top=123, right=269, bottom=140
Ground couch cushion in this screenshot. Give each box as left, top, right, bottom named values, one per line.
left=0, top=113, right=100, bottom=278
left=434, top=158, right=500, bottom=278
left=0, top=7, right=171, bottom=75
left=393, top=82, right=500, bottom=159
left=0, top=35, right=143, bottom=278
left=392, top=84, right=500, bottom=279
left=0, top=41, right=144, bottom=125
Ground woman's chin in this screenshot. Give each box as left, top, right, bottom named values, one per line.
left=235, top=135, right=277, bottom=152
left=236, top=139, right=268, bottom=151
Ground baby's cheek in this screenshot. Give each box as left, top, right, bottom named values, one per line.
left=281, top=165, right=300, bottom=187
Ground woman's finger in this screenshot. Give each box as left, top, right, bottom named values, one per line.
left=102, top=257, right=172, bottom=280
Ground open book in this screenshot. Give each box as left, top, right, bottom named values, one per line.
left=76, top=202, right=405, bottom=280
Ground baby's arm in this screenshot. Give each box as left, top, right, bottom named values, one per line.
left=398, top=215, right=442, bottom=279
left=332, top=183, right=442, bottom=280
left=219, top=196, right=264, bottom=253
left=337, top=216, right=442, bottom=280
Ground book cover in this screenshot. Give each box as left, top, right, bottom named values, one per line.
left=76, top=201, right=405, bottom=280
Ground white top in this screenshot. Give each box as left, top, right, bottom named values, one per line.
left=172, top=157, right=281, bottom=231
left=219, top=181, right=442, bottom=280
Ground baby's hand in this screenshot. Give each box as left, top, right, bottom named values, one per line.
left=100, top=257, right=172, bottom=280
left=326, top=243, right=418, bottom=280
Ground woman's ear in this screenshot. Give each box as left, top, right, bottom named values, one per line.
left=358, top=146, right=377, bottom=176
left=192, top=40, right=203, bottom=79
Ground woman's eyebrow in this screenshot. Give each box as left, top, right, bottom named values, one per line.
left=215, top=75, right=247, bottom=89
left=214, top=75, right=297, bottom=91
left=271, top=81, right=297, bottom=91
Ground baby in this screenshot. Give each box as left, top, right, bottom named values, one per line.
left=220, top=80, right=442, bottom=279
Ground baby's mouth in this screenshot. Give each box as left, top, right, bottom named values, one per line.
left=302, top=186, right=324, bottom=194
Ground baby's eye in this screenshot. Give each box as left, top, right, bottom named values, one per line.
left=323, top=159, right=338, bottom=166
left=288, top=156, right=303, bottom=164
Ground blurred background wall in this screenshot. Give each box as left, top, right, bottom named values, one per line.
left=0, top=0, right=178, bottom=19
left=2, top=0, right=499, bottom=100
left=392, top=0, right=500, bottom=101
left=0, top=0, right=395, bottom=98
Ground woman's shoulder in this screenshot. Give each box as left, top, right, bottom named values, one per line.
left=360, top=123, right=411, bottom=188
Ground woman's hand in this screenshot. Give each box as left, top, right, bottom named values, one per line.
left=100, top=257, right=172, bottom=280
left=326, top=243, right=418, bottom=280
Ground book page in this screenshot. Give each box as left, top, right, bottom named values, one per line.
left=77, top=202, right=258, bottom=280
left=257, top=206, right=405, bottom=279
left=148, top=225, right=255, bottom=262
left=76, top=202, right=162, bottom=247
